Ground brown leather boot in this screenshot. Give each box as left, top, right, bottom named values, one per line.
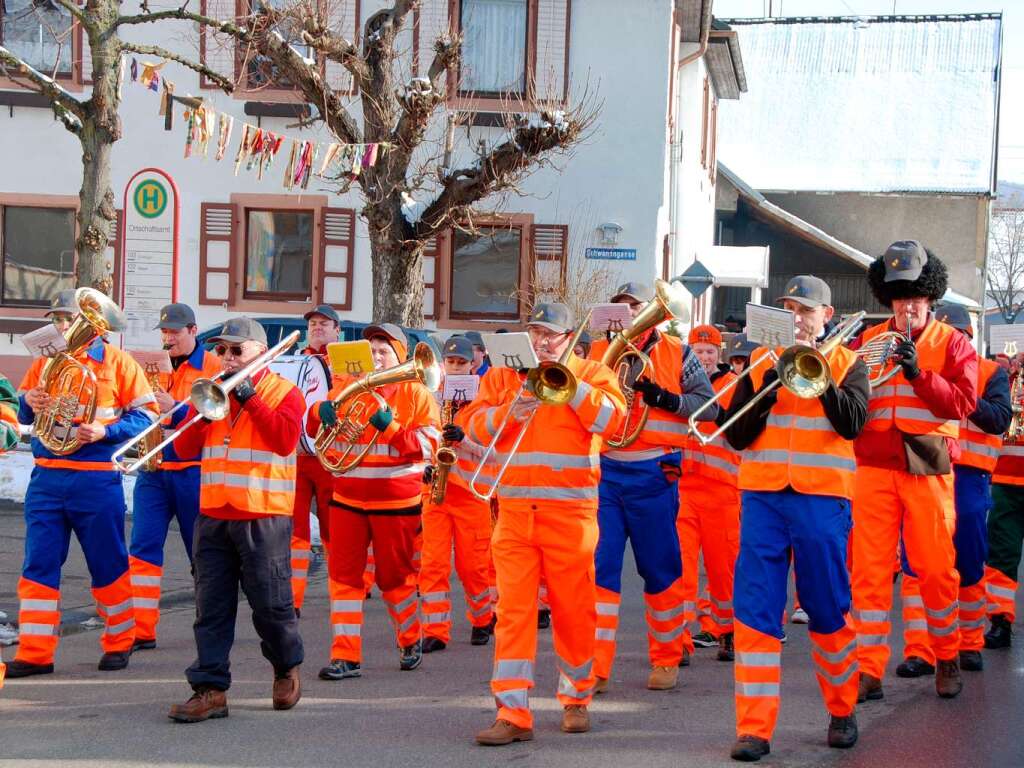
left=935, top=658, right=963, bottom=699
left=647, top=665, right=679, bottom=690
left=272, top=667, right=301, bottom=710
left=561, top=705, right=590, bottom=733
left=168, top=688, right=228, bottom=723
left=857, top=673, right=883, bottom=703
left=595, top=676, right=610, bottom=694
left=475, top=719, right=534, bottom=746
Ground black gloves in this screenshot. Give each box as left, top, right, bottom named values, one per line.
left=442, top=423, right=465, bottom=443
left=232, top=377, right=257, bottom=405
left=422, top=465, right=435, bottom=484
left=634, top=378, right=681, bottom=413
left=761, top=368, right=779, bottom=390
left=318, top=400, right=338, bottom=428
left=895, top=339, right=920, bottom=380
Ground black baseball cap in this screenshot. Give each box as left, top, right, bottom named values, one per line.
left=154, top=303, right=196, bottom=330
left=883, top=240, right=928, bottom=283
left=934, top=302, right=972, bottom=336
left=464, top=331, right=486, bottom=350
left=778, top=275, right=832, bottom=308
left=45, top=289, right=76, bottom=317
left=303, top=304, right=341, bottom=324
left=209, top=316, right=268, bottom=345
left=442, top=335, right=473, bottom=361
left=611, top=282, right=654, bottom=303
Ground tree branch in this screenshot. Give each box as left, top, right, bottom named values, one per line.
left=117, top=6, right=252, bottom=42
left=51, top=0, right=87, bottom=25
left=119, top=42, right=235, bottom=93
left=0, top=44, right=88, bottom=125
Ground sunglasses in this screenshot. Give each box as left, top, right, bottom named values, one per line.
left=214, top=343, right=246, bottom=357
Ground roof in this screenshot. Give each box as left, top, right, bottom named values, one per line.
left=706, top=28, right=748, bottom=100
left=718, top=163, right=982, bottom=311
left=716, top=14, right=1002, bottom=195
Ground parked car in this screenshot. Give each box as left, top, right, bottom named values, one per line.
left=197, top=318, right=437, bottom=357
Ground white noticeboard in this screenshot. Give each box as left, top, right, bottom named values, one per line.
left=121, top=169, right=179, bottom=350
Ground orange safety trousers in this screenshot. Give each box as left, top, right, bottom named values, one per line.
left=984, top=567, right=1017, bottom=622
left=678, top=476, right=740, bottom=644
left=290, top=455, right=333, bottom=611
left=901, top=575, right=987, bottom=658
left=326, top=505, right=421, bottom=663
left=490, top=502, right=598, bottom=730
left=851, top=466, right=960, bottom=679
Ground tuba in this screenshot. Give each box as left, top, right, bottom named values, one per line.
left=314, top=343, right=442, bottom=475
left=35, top=288, right=126, bottom=455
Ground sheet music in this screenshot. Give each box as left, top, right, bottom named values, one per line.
left=745, top=303, right=795, bottom=348
left=482, top=332, right=539, bottom=370
left=128, top=349, right=173, bottom=374
left=22, top=324, right=68, bottom=359
left=589, top=303, right=634, bottom=333
left=443, top=374, right=479, bottom=402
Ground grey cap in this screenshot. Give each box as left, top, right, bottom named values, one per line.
left=610, top=281, right=654, bottom=304
left=727, top=334, right=756, bottom=360
left=209, top=316, right=267, bottom=345
left=442, top=335, right=473, bottom=362
left=45, top=289, right=77, bottom=317
left=463, top=331, right=486, bottom=350
left=778, top=275, right=832, bottom=308
left=934, top=302, right=972, bottom=336
left=362, top=322, right=408, bottom=350
left=154, top=303, right=196, bottom=330
left=527, top=302, right=575, bottom=334
left=303, top=304, right=341, bottom=324
left=883, top=240, right=928, bottom=283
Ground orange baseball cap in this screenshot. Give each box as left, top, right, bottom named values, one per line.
left=688, top=325, right=722, bottom=347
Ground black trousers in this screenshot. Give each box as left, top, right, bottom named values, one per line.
left=186, top=514, right=304, bottom=691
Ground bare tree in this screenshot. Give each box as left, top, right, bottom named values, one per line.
left=988, top=206, right=1024, bottom=324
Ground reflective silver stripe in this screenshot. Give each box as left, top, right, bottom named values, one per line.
left=291, top=549, right=311, bottom=560
left=644, top=414, right=690, bottom=436
left=132, top=597, right=160, bottom=609
left=765, top=414, right=833, bottom=431
left=813, top=660, right=859, bottom=687
left=20, top=598, right=59, bottom=612
left=856, top=633, right=888, bottom=647
left=467, top=589, right=490, bottom=604
left=557, top=656, right=593, bottom=683
left=499, top=485, right=599, bottom=501
left=106, top=618, right=135, bottom=635
left=486, top=409, right=498, bottom=438
left=19, top=623, right=57, bottom=636
left=415, top=431, right=435, bottom=460
left=650, top=624, right=686, bottom=643
left=130, top=575, right=161, bottom=587
left=647, top=604, right=686, bottom=622
left=595, top=602, right=620, bottom=617
left=904, top=619, right=928, bottom=631
left=591, top=396, right=616, bottom=434
left=959, top=598, right=986, bottom=612
left=493, top=659, right=534, bottom=681
left=603, top=447, right=669, bottom=462
left=683, top=600, right=696, bottom=613
left=495, top=689, right=529, bottom=710
left=94, top=406, right=124, bottom=420
left=960, top=617, right=986, bottom=629
left=201, top=446, right=295, bottom=466
left=557, top=676, right=593, bottom=700
left=569, top=380, right=592, bottom=410
left=128, top=393, right=157, bottom=410
left=854, top=609, right=889, bottom=624
left=421, top=592, right=449, bottom=605
left=424, top=611, right=451, bottom=624
left=743, top=449, right=856, bottom=472
left=388, top=593, right=417, bottom=615
left=1000, top=444, right=1024, bottom=457
left=735, top=681, right=779, bottom=697
left=201, top=473, right=294, bottom=492
left=494, top=451, right=598, bottom=469
left=903, top=595, right=924, bottom=608
left=103, top=598, right=134, bottom=616
left=343, top=464, right=425, bottom=480
left=292, top=569, right=307, bottom=578
left=926, top=621, right=958, bottom=636
left=695, top=453, right=740, bottom=475
left=960, top=439, right=1000, bottom=459
left=710, top=597, right=733, bottom=612
left=333, top=623, right=361, bottom=637
left=736, top=651, right=780, bottom=667
left=987, top=583, right=1015, bottom=600
left=810, top=638, right=856, bottom=665
left=893, top=407, right=957, bottom=428
left=595, top=628, right=616, bottom=641
left=330, top=600, right=363, bottom=613
left=468, top=604, right=491, bottom=618
left=394, top=612, right=418, bottom=632
left=925, top=602, right=957, bottom=621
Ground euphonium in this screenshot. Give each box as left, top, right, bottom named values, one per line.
left=429, top=397, right=462, bottom=504
left=600, top=279, right=690, bottom=447
left=34, top=288, right=126, bottom=455
left=314, top=343, right=442, bottom=475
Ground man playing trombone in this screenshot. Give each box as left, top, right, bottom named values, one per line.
left=724, top=276, right=869, bottom=761
left=168, top=317, right=305, bottom=722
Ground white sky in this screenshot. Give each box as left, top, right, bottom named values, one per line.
left=714, top=0, right=1023, bottom=183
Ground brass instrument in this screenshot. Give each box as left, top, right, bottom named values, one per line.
left=1007, top=373, right=1024, bottom=444
left=468, top=314, right=591, bottom=502
left=689, top=311, right=867, bottom=446
left=600, top=279, right=691, bottom=448
left=34, top=288, right=126, bottom=455
left=429, top=394, right=466, bottom=504
left=135, top=358, right=169, bottom=472
left=314, top=342, right=442, bottom=475
left=856, top=309, right=911, bottom=388
left=112, top=332, right=299, bottom=474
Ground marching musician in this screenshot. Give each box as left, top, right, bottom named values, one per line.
left=290, top=305, right=340, bottom=616
left=168, top=317, right=305, bottom=722
left=419, top=335, right=495, bottom=652
left=128, top=303, right=220, bottom=651
left=851, top=242, right=977, bottom=703
left=589, top=282, right=715, bottom=694
left=469, top=303, right=626, bottom=746
left=725, top=276, right=869, bottom=761
left=0, top=373, right=22, bottom=687
left=896, top=303, right=1010, bottom=677
left=310, top=324, right=440, bottom=681
left=465, top=331, right=490, bottom=377
left=8, top=290, right=159, bottom=679
left=727, top=335, right=755, bottom=375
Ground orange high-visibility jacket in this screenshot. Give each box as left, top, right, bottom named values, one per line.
left=684, top=370, right=740, bottom=486
left=590, top=334, right=691, bottom=458
left=957, top=358, right=1003, bottom=473
left=738, top=345, right=859, bottom=499
left=200, top=372, right=298, bottom=516
left=862, top=319, right=961, bottom=438
left=159, top=347, right=221, bottom=470
left=464, top=355, right=626, bottom=510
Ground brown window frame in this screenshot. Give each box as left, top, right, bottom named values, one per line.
left=0, top=1, right=78, bottom=86
left=708, top=97, right=718, bottom=183
left=0, top=203, right=77, bottom=309
left=447, top=221, right=530, bottom=322
left=241, top=206, right=317, bottom=302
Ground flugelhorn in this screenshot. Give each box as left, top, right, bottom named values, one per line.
left=314, top=342, right=442, bottom=475
left=600, top=279, right=690, bottom=447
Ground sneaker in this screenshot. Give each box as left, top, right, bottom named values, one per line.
left=857, top=673, right=883, bottom=702
left=935, top=658, right=962, bottom=698
left=400, top=641, right=423, bottom=671
left=959, top=650, right=984, bottom=672
left=984, top=614, right=1012, bottom=649
left=730, top=735, right=770, bottom=762
left=421, top=637, right=447, bottom=653
left=476, top=719, right=534, bottom=746
left=98, top=651, right=130, bottom=671
left=470, top=626, right=491, bottom=646
left=561, top=705, right=590, bottom=733
left=896, top=656, right=935, bottom=678
left=827, top=713, right=858, bottom=749
left=717, top=632, right=735, bottom=662
left=168, top=687, right=228, bottom=723
left=791, top=608, right=809, bottom=624
left=692, top=630, right=717, bottom=648
left=647, top=665, right=679, bottom=690
left=318, top=659, right=361, bottom=681
left=537, top=609, right=551, bottom=629
left=4, top=660, right=54, bottom=679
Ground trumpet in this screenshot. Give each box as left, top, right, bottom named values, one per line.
left=600, top=279, right=690, bottom=447
left=688, top=311, right=867, bottom=445
left=112, top=332, right=299, bottom=474
left=429, top=395, right=466, bottom=504
left=314, top=343, right=442, bottom=475
left=468, top=314, right=590, bottom=502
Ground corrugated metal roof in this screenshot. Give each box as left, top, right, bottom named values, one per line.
left=716, top=15, right=1001, bottom=194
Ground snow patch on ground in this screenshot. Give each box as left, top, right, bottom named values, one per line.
left=0, top=449, right=137, bottom=511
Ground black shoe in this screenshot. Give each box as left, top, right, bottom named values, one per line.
left=896, top=656, right=935, bottom=678
left=4, top=660, right=54, bottom=679
left=984, top=614, right=1012, bottom=649
left=486, top=614, right=497, bottom=634
left=679, top=648, right=691, bottom=667
left=692, top=631, right=718, bottom=648
left=730, top=735, right=770, bottom=762
left=400, top=641, right=423, bottom=671
left=827, top=713, right=858, bottom=749
left=717, top=632, right=735, bottom=662
left=318, top=659, right=361, bottom=681
left=132, top=638, right=157, bottom=652
left=294, top=607, right=301, bottom=620
left=421, top=637, right=447, bottom=653
left=470, top=626, right=491, bottom=646
left=537, top=609, right=551, bottom=629
left=959, top=650, right=984, bottom=671
left=98, top=651, right=130, bottom=671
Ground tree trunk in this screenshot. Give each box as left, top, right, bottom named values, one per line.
left=369, top=227, right=425, bottom=327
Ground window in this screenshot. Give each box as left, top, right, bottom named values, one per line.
left=450, top=226, right=523, bottom=319
left=460, top=0, right=528, bottom=95
left=0, top=0, right=73, bottom=76
left=1, top=206, right=75, bottom=306
left=244, top=209, right=314, bottom=300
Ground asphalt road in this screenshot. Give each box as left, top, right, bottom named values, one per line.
left=1, top=505, right=1022, bottom=768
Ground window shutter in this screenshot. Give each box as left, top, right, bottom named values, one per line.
left=422, top=232, right=445, bottom=321
left=415, top=0, right=452, bottom=78
left=531, top=224, right=568, bottom=300
left=319, top=207, right=355, bottom=310
left=533, top=0, right=571, bottom=105
left=108, top=210, right=122, bottom=300
left=200, top=0, right=239, bottom=89
left=325, top=1, right=360, bottom=94
left=199, top=203, right=235, bottom=306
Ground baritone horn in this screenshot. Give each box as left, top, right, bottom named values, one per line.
left=600, top=279, right=691, bottom=448
left=314, top=343, right=442, bottom=475
left=35, top=288, right=126, bottom=455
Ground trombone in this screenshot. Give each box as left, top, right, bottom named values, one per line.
left=468, top=314, right=590, bottom=502
left=688, top=311, right=867, bottom=446
left=112, top=331, right=300, bottom=474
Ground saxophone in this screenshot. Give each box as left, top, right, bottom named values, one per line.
left=137, top=358, right=168, bottom=471
left=429, top=396, right=463, bottom=504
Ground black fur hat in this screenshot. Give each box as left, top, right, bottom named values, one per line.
left=867, top=244, right=948, bottom=309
